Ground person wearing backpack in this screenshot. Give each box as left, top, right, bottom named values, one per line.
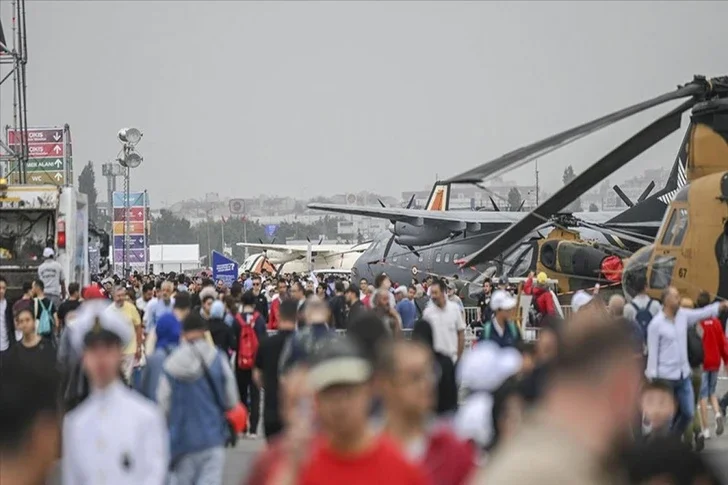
left=32, top=279, right=57, bottom=341
left=480, top=290, right=521, bottom=349
left=624, top=277, right=662, bottom=353
left=233, top=291, right=267, bottom=438
left=157, top=312, right=240, bottom=484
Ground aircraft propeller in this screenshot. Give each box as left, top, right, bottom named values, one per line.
left=377, top=194, right=420, bottom=261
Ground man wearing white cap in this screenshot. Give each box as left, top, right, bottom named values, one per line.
left=62, top=308, right=168, bottom=485
left=481, top=290, right=522, bottom=349
left=37, top=247, right=65, bottom=309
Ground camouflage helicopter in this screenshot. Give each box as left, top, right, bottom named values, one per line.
left=448, top=75, right=728, bottom=299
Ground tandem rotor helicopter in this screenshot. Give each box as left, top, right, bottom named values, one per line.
left=450, top=75, right=728, bottom=302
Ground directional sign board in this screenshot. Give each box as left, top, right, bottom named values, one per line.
left=5, top=126, right=70, bottom=186
left=112, top=191, right=149, bottom=273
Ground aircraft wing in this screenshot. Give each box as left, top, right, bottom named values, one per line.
left=307, top=203, right=522, bottom=227
left=235, top=242, right=368, bottom=257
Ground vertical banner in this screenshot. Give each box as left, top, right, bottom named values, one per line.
left=112, top=191, right=149, bottom=274
left=212, top=251, right=238, bottom=287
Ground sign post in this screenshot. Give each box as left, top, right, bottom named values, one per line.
left=5, top=126, right=72, bottom=186
left=112, top=191, right=149, bottom=274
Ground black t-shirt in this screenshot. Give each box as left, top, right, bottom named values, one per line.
left=8, top=337, right=57, bottom=368
left=476, top=291, right=493, bottom=324
left=57, top=299, right=82, bottom=328
left=254, top=329, right=294, bottom=424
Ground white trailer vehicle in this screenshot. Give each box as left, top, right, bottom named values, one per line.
left=0, top=180, right=89, bottom=300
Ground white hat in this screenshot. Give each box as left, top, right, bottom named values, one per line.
left=457, top=341, right=523, bottom=392
left=395, top=286, right=408, bottom=296
left=74, top=302, right=133, bottom=348
left=571, top=290, right=593, bottom=312
left=490, top=289, right=517, bottom=311
left=43, top=247, right=54, bottom=258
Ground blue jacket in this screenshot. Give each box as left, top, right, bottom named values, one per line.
left=157, top=339, right=239, bottom=460
left=396, top=299, right=417, bottom=329
left=481, top=319, right=521, bottom=349
left=137, top=345, right=176, bottom=402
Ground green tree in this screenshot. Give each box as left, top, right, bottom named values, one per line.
left=150, top=210, right=196, bottom=245
left=78, top=161, right=98, bottom=224
left=507, top=187, right=523, bottom=211
left=562, top=165, right=583, bottom=212
left=589, top=203, right=599, bottom=212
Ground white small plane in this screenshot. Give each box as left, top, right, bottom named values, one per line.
left=236, top=241, right=370, bottom=275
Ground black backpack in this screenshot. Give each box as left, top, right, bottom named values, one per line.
left=687, top=325, right=704, bottom=368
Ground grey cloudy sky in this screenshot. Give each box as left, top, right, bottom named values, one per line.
left=1, top=1, right=726, bottom=204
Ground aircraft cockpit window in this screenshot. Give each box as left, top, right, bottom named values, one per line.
left=444, top=253, right=451, bottom=263
left=435, top=252, right=442, bottom=263
left=660, top=209, right=680, bottom=246
left=649, top=256, right=676, bottom=290
left=671, top=208, right=689, bottom=246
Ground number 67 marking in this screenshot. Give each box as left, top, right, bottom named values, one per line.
left=678, top=268, right=687, bottom=278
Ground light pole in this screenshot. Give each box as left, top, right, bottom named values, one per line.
left=116, top=127, right=143, bottom=277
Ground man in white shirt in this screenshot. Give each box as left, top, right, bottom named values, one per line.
left=62, top=306, right=168, bottom=485
left=422, top=279, right=465, bottom=362
left=645, top=286, right=728, bottom=436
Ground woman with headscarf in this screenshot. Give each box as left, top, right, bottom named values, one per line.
left=137, top=313, right=181, bottom=401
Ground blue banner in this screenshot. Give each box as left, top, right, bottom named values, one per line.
left=212, top=251, right=238, bottom=288
left=265, top=224, right=278, bottom=238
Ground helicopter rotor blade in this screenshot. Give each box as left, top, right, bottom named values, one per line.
left=579, top=220, right=653, bottom=247
left=459, top=97, right=697, bottom=267
left=446, top=79, right=705, bottom=185
left=406, top=245, right=421, bottom=258
left=637, top=181, right=656, bottom=202
left=612, top=185, right=635, bottom=207
left=381, top=235, right=395, bottom=262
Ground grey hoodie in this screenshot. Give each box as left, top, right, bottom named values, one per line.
left=156, top=338, right=239, bottom=418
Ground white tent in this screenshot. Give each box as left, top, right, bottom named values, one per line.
left=149, top=244, right=200, bottom=273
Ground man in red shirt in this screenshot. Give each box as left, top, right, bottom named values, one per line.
left=268, top=280, right=289, bottom=330
left=270, top=337, right=428, bottom=485
left=380, top=340, right=476, bottom=485
left=696, top=291, right=728, bottom=439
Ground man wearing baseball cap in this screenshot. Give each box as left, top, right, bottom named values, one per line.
left=272, top=337, right=428, bottom=484
left=481, top=290, right=522, bottom=349
left=62, top=309, right=168, bottom=485
left=37, top=247, right=65, bottom=308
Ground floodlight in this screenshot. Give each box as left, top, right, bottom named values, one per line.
left=117, top=127, right=143, bottom=146
left=119, top=152, right=143, bottom=169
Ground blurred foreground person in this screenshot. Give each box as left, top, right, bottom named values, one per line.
left=0, top=358, right=60, bottom=485
left=62, top=310, right=168, bottom=485
left=381, top=340, right=476, bottom=484
left=637, top=380, right=677, bottom=441
left=158, top=313, right=240, bottom=484
left=269, top=337, right=428, bottom=485
left=621, top=438, right=722, bottom=485
left=411, top=318, right=458, bottom=415
left=479, top=314, right=642, bottom=484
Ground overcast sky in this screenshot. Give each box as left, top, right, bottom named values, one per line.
left=1, top=1, right=726, bottom=205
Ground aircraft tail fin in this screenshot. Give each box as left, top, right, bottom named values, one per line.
left=424, top=182, right=451, bottom=211
left=656, top=128, right=689, bottom=204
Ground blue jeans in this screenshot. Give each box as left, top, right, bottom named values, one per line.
left=700, top=371, right=718, bottom=399
left=172, top=446, right=225, bottom=485
left=668, top=377, right=695, bottom=436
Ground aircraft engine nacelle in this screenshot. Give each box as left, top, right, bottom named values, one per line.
left=540, top=240, right=623, bottom=283
left=392, top=221, right=452, bottom=246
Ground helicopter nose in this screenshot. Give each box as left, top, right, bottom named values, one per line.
left=622, top=245, right=654, bottom=299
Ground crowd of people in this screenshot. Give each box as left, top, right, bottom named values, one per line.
left=0, top=255, right=727, bottom=484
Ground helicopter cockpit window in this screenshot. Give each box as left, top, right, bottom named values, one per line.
left=671, top=208, right=689, bottom=247
left=659, top=208, right=689, bottom=247
left=649, top=255, right=676, bottom=290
